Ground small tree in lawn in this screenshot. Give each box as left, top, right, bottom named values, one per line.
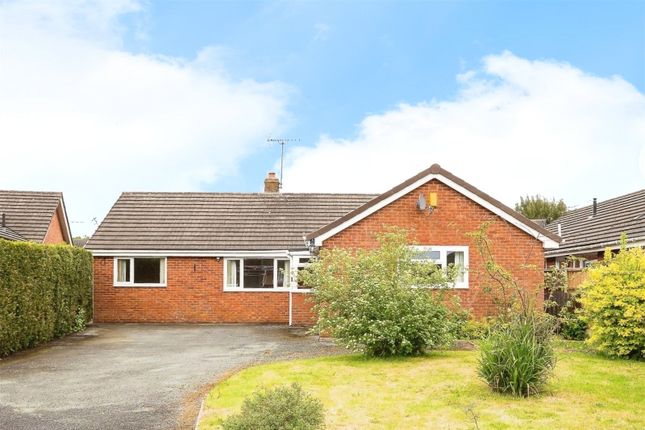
left=579, top=235, right=645, bottom=359
left=300, top=227, right=461, bottom=357
left=515, top=195, right=567, bottom=223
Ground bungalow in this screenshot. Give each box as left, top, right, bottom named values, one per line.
left=0, top=191, right=72, bottom=245
left=544, top=189, right=645, bottom=288
left=85, top=164, right=560, bottom=325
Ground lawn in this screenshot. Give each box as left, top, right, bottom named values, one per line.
left=198, top=342, right=645, bottom=430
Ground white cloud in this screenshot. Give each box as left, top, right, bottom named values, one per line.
left=0, top=1, right=291, bottom=235
left=283, top=52, right=645, bottom=212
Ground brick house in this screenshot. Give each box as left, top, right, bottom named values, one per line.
left=85, top=164, right=560, bottom=325
left=0, top=191, right=72, bottom=245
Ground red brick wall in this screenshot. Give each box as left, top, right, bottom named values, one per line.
left=93, top=179, right=545, bottom=323
left=43, top=207, right=67, bottom=244
left=323, top=179, right=545, bottom=318
left=93, top=256, right=292, bottom=323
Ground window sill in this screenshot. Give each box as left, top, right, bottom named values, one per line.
left=223, top=287, right=290, bottom=293
left=114, top=283, right=167, bottom=288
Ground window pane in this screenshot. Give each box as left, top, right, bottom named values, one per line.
left=413, top=250, right=441, bottom=261
left=297, top=257, right=312, bottom=288
left=134, top=258, right=162, bottom=284
left=117, top=259, right=130, bottom=282
left=277, top=259, right=290, bottom=287
left=226, top=259, right=240, bottom=287
left=244, top=259, right=274, bottom=288
left=447, top=251, right=465, bottom=282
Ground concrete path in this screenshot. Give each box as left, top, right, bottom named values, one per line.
left=0, top=324, right=340, bottom=430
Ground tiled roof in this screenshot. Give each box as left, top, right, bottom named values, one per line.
left=0, top=226, right=25, bottom=241
left=306, top=163, right=561, bottom=245
left=85, top=192, right=376, bottom=251
left=545, top=189, right=645, bottom=256
left=0, top=191, right=63, bottom=242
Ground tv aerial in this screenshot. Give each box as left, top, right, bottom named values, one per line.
left=267, top=137, right=300, bottom=189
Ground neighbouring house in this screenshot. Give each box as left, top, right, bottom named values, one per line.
left=85, top=164, right=560, bottom=325
left=544, top=189, right=645, bottom=289
left=0, top=191, right=72, bottom=245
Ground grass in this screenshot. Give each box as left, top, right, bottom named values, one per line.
left=198, top=342, right=645, bottom=430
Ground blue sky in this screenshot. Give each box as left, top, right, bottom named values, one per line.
left=125, top=1, right=645, bottom=191
left=0, top=1, right=643, bottom=235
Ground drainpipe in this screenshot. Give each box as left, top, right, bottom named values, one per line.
left=288, top=288, right=293, bottom=326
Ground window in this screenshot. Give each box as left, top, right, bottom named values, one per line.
left=411, top=246, right=468, bottom=289
left=114, top=257, right=166, bottom=287
left=295, top=257, right=311, bottom=289
left=224, top=258, right=292, bottom=290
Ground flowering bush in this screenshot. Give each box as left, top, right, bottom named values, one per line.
left=301, top=228, right=462, bottom=357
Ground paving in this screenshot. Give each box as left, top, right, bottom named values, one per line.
left=0, top=324, right=340, bottom=430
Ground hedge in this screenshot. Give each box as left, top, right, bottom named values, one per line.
left=0, top=239, right=93, bottom=356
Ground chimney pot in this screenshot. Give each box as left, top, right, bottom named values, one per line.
left=1, top=213, right=5, bottom=227
left=264, top=171, right=280, bottom=193
left=592, top=198, right=598, bottom=216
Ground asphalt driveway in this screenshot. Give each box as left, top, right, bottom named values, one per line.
left=0, top=324, right=340, bottom=430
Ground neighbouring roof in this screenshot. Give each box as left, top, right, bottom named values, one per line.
left=0, top=191, right=70, bottom=243
left=307, top=163, right=561, bottom=248
left=85, top=192, right=376, bottom=251
left=545, top=189, right=645, bottom=257
left=0, top=226, right=25, bottom=241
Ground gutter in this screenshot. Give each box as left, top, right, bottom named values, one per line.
left=545, top=237, right=645, bottom=258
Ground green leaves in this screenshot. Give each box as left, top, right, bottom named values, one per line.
left=478, top=314, right=556, bottom=397
left=579, top=244, right=645, bottom=358
left=514, top=195, right=567, bottom=223
left=221, top=383, right=325, bottom=430
left=301, top=228, right=461, bottom=357
left=0, top=240, right=92, bottom=356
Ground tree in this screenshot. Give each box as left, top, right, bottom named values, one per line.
left=515, top=195, right=567, bottom=223
left=300, top=227, right=461, bottom=357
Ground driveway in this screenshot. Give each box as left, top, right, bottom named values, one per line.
left=0, top=324, right=340, bottom=430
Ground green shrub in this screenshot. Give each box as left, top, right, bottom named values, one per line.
left=221, top=383, right=325, bottom=430
left=558, top=305, right=587, bottom=341
left=0, top=240, right=92, bottom=356
left=478, top=313, right=556, bottom=397
left=579, top=239, right=645, bottom=358
left=459, top=317, right=495, bottom=340
left=301, top=227, right=461, bottom=357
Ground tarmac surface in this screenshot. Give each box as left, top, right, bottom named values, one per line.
left=0, top=324, right=339, bottom=430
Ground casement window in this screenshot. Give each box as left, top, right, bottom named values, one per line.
left=294, top=257, right=312, bottom=289
left=224, top=258, right=291, bottom=291
left=411, top=246, right=468, bottom=289
left=114, top=257, right=167, bottom=287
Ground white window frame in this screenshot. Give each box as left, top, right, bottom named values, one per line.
left=113, top=257, right=167, bottom=287
left=411, top=245, right=469, bottom=289
left=292, top=256, right=313, bottom=291
left=223, top=257, right=292, bottom=292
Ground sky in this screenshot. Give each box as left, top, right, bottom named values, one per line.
left=0, top=0, right=643, bottom=237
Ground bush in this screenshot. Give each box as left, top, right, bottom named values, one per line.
left=459, top=317, right=495, bottom=340
left=558, top=305, right=587, bottom=341
left=478, top=313, right=556, bottom=397
left=221, top=383, right=325, bottom=430
left=579, top=240, right=645, bottom=358
left=0, top=240, right=93, bottom=356
left=301, top=228, right=461, bottom=357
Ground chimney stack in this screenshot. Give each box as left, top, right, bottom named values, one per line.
left=264, top=172, right=280, bottom=193
left=592, top=198, right=598, bottom=217
left=1, top=213, right=5, bottom=227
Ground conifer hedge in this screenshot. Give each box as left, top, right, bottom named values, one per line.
left=0, top=239, right=92, bottom=356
